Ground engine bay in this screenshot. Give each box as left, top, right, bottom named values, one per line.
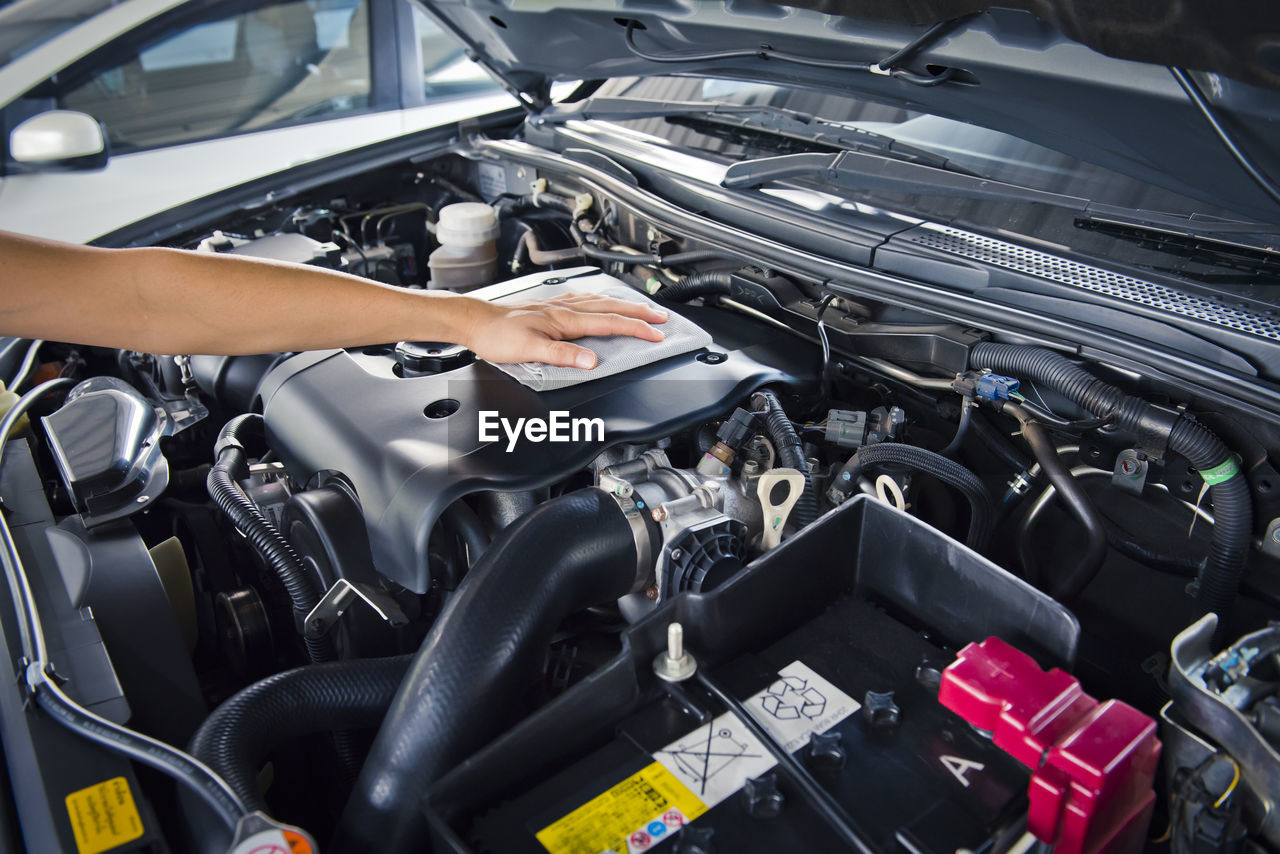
left=2, top=141, right=1279, bottom=854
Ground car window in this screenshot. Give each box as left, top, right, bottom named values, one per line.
left=55, top=0, right=373, bottom=153
left=0, top=0, right=119, bottom=65
left=411, top=6, right=500, bottom=99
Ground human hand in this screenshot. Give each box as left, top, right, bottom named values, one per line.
left=462, top=292, right=667, bottom=368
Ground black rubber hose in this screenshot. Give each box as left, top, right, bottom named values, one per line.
left=493, top=192, right=576, bottom=219
left=752, top=390, right=820, bottom=527
left=334, top=489, right=640, bottom=854
left=655, top=271, right=733, bottom=304
left=941, top=399, right=973, bottom=458
left=207, top=414, right=333, bottom=664
left=831, top=443, right=994, bottom=551
left=188, top=655, right=412, bottom=815
left=970, top=409, right=1033, bottom=473
left=1012, top=413, right=1109, bottom=598
left=971, top=343, right=1252, bottom=619
left=1169, top=417, right=1253, bottom=619
left=659, top=249, right=744, bottom=267
left=441, top=500, right=490, bottom=567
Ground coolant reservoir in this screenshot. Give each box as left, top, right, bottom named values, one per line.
left=428, top=202, right=499, bottom=292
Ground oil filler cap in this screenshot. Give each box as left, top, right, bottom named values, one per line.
left=394, top=341, right=473, bottom=377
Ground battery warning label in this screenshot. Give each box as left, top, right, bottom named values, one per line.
left=536, top=661, right=859, bottom=854
left=64, top=777, right=144, bottom=854
left=535, top=762, right=707, bottom=854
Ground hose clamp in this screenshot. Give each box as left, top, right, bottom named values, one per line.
left=213, top=435, right=245, bottom=458
left=598, top=487, right=654, bottom=593
left=1133, top=403, right=1181, bottom=461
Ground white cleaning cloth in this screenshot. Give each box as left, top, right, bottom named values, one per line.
left=483, top=269, right=713, bottom=391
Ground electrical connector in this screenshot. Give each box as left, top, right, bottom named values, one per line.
left=825, top=409, right=868, bottom=450
left=716, top=407, right=757, bottom=452
left=975, top=373, right=1020, bottom=401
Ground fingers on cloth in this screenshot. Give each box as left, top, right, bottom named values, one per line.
left=538, top=339, right=598, bottom=369
left=556, top=311, right=665, bottom=341
left=542, top=293, right=668, bottom=323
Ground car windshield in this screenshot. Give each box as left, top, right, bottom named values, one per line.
left=595, top=75, right=1276, bottom=290
left=599, top=76, right=1255, bottom=219
left=0, top=0, right=118, bottom=66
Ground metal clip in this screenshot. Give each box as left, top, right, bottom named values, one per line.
left=1111, top=448, right=1148, bottom=496
left=304, top=579, right=408, bottom=639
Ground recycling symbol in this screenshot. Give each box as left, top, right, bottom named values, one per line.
left=759, top=675, right=826, bottom=720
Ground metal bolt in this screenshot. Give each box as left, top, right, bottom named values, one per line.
left=652, top=506, right=669, bottom=522
left=1120, top=458, right=1139, bottom=475
left=644, top=585, right=659, bottom=601
left=670, top=548, right=683, bottom=561
left=667, top=623, right=684, bottom=660
left=1271, top=527, right=1280, bottom=544
left=653, top=621, right=697, bottom=682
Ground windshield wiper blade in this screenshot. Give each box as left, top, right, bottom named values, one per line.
left=723, top=150, right=1280, bottom=241
left=535, top=97, right=964, bottom=172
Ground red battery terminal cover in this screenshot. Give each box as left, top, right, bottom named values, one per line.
left=938, top=637, right=1161, bottom=854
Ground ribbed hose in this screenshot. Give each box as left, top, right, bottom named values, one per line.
left=971, top=343, right=1252, bottom=619
left=1170, top=417, right=1252, bottom=619
left=334, top=489, right=640, bottom=854
left=188, top=656, right=412, bottom=814
left=655, top=271, right=733, bottom=304
left=831, top=443, right=994, bottom=551
left=207, top=414, right=333, bottom=664
left=752, top=390, right=820, bottom=527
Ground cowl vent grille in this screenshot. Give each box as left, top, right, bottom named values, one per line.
left=906, top=225, right=1280, bottom=342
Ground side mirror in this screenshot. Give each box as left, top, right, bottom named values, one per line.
left=9, top=110, right=108, bottom=170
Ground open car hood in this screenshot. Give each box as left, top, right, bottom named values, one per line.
left=420, top=0, right=1280, bottom=221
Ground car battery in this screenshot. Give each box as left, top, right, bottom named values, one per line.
left=467, top=594, right=1030, bottom=853
left=424, top=496, right=1084, bottom=854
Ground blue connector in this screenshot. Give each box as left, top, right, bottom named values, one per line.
left=975, top=373, right=1020, bottom=401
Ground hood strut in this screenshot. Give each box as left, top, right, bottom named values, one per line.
left=420, top=3, right=550, bottom=112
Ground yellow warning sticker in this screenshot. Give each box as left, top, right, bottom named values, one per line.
left=536, top=761, right=708, bottom=854
left=65, top=777, right=145, bottom=854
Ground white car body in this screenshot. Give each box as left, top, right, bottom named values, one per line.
left=0, top=0, right=515, bottom=244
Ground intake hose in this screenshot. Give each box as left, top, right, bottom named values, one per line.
left=334, top=489, right=641, bottom=854
left=829, top=443, right=994, bottom=551
left=971, top=343, right=1252, bottom=618
left=752, top=389, right=820, bottom=527
left=207, top=414, right=333, bottom=664
left=188, top=655, right=412, bottom=815
left=1011, top=412, right=1108, bottom=598
left=655, top=271, right=733, bottom=304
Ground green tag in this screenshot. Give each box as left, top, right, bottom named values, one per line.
left=1198, top=459, right=1240, bottom=485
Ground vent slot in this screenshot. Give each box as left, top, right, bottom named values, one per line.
left=907, top=225, right=1280, bottom=341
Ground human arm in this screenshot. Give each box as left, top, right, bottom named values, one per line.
left=0, top=230, right=666, bottom=368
